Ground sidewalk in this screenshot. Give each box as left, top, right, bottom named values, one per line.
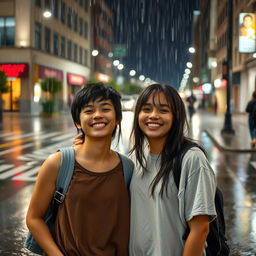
left=197, top=110, right=256, bottom=153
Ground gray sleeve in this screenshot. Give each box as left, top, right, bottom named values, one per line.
left=180, top=148, right=217, bottom=222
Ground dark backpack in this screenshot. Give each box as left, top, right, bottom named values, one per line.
left=173, top=141, right=230, bottom=256
left=251, top=103, right=256, bottom=126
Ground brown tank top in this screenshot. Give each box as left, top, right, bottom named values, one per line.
left=53, top=157, right=130, bottom=256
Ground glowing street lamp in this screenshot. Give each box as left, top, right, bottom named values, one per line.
left=189, top=47, right=196, bottom=53
left=139, top=75, right=145, bottom=81
left=113, top=60, right=120, bottom=66
left=92, top=50, right=99, bottom=56
left=186, top=62, right=193, bottom=68
left=43, top=10, right=52, bottom=18
left=117, top=64, right=124, bottom=70
left=129, top=70, right=136, bottom=76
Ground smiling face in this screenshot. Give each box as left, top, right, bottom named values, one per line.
left=244, top=16, right=253, bottom=28
left=76, top=98, right=119, bottom=139
left=138, top=92, right=173, bottom=143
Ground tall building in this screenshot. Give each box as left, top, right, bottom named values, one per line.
left=0, top=0, right=91, bottom=114
left=91, top=0, right=113, bottom=82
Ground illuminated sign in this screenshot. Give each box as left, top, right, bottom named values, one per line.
left=238, top=13, right=256, bottom=53
left=67, top=73, right=86, bottom=86
left=0, top=63, right=29, bottom=77
left=39, top=65, right=63, bottom=82
left=97, top=73, right=110, bottom=82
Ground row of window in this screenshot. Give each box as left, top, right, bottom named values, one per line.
left=0, top=17, right=15, bottom=47
left=35, top=23, right=88, bottom=66
left=35, top=0, right=89, bottom=38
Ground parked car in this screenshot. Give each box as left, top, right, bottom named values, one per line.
left=121, top=95, right=135, bottom=111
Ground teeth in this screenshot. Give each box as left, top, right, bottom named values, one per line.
left=93, top=123, right=105, bottom=127
left=147, top=123, right=160, bottom=127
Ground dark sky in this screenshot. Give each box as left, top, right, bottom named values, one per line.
left=105, top=0, right=199, bottom=89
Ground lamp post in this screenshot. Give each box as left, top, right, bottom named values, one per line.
left=221, top=0, right=235, bottom=134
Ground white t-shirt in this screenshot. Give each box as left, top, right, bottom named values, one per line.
left=129, top=147, right=217, bottom=256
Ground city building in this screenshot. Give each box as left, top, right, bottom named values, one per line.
left=0, top=0, right=91, bottom=114
left=91, top=0, right=113, bottom=82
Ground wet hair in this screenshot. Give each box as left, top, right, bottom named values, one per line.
left=71, top=82, right=122, bottom=141
left=130, top=83, right=203, bottom=197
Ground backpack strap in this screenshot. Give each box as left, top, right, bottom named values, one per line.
left=119, top=153, right=134, bottom=188
left=173, top=141, right=198, bottom=190
left=54, top=147, right=75, bottom=203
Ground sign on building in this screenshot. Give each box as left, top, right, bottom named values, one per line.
left=238, top=13, right=256, bottom=53
left=112, top=45, right=127, bottom=57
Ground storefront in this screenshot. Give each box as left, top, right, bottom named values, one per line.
left=67, top=72, right=86, bottom=106
left=0, top=63, right=29, bottom=111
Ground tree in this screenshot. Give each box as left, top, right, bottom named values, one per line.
left=40, top=77, right=63, bottom=116
left=0, top=70, right=9, bottom=122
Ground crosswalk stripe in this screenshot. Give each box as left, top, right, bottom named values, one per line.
left=4, top=131, right=44, bottom=141
left=0, top=164, right=13, bottom=173
left=12, top=166, right=39, bottom=181
left=0, top=165, right=31, bottom=179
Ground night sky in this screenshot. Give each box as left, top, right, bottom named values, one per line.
left=104, top=0, right=199, bottom=89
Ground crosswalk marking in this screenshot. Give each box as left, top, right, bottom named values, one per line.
left=0, top=165, right=31, bottom=179
left=12, top=166, right=39, bottom=181
left=0, top=164, right=13, bottom=173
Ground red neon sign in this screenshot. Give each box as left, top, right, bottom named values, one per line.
left=67, top=73, right=86, bottom=86
left=0, top=63, right=29, bottom=77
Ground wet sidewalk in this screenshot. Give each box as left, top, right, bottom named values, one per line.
left=195, top=110, right=254, bottom=153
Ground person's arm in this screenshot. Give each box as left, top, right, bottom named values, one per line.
left=182, top=215, right=209, bottom=256
left=26, top=152, right=64, bottom=256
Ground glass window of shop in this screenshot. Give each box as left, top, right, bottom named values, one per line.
left=0, top=17, right=15, bottom=47
left=61, top=36, right=65, bottom=57
left=44, top=27, right=51, bottom=53
left=35, top=23, right=41, bottom=49
left=54, top=32, right=59, bottom=56
left=79, top=46, right=83, bottom=64
left=84, top=49, right=88, bottom=66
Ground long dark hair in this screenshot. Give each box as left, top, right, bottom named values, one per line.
left=130, top=83, right=203, bottom=197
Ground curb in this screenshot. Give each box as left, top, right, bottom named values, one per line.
left=204, top=129, right=256, bottom=153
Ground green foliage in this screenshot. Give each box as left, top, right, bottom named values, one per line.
left=0, top=70, right=9, bottom=94
left=40, top=77, right=62, bottom=94
left=41, top=99, right=57, bottom=114
left=120, top=80, right=142, bottom=95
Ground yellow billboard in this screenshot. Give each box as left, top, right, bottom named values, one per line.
left=238, top=13, right=256, bottom=53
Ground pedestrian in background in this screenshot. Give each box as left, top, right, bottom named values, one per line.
left=186, top=91, right=197, bottom=121
left=26, top=83, right=131, bottom=255
left=246, top=90, right=256, bottom=147
left=129, top=84, right=216, bottom=256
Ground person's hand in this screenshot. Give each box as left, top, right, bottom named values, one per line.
left=73, top=133, right=84, bottom=145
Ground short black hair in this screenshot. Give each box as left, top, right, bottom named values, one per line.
left=71, top=82, right=122, bottom=139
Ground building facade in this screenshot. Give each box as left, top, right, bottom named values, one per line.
left=0, top=0, right=91, bottom=114
left=91, top=0, right=113, bottom=81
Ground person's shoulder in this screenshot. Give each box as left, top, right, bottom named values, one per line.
left=182, top=146, right=208, bottom=166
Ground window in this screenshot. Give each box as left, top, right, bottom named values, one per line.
left=74, top=14, right=78, bottom=32
left=79, top=18, right=83, bottom=36
left=84, top=21, right=88, bottom=39
left=67, top=40, right=72, bottom=60
left=84, top=0, right=89, bottom=12
left=67, top=8, right=72, bottom=29
left=84, top=49, right=88, bottom=66
left=60, top=1, right=66, bottom=24
left=35, top=23, right=42, bottom=49
left=74, top=44, right=77, bottom=62
left=35, top=0, right=41, bottom=7
left=79, top=0, right=84, bottom=7
left=53, top=32, right=58, bottom=56
left=44, top=27, right=51, bottom=53
left=79, top=46, right=83, bottom=64
left=61, top=36, right=65, bottom=57
left=45, top=0, right=50, bottom=10
left=53, top=0, right=59, bottom=19
left=0, top=17, right=15, bottom=47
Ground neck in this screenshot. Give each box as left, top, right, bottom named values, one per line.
left=77, top=135, right=113, bottom=159
left=148, top=137, right=166, bottom=155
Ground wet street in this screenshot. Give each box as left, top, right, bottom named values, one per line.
left=0, top=111, right=256, bottom=255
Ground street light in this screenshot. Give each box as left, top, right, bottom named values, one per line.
left=189, top=47, right=196, bottom=53
left=129, top=70, right=136, bottom=76
left=43, top=10, right=52, bottom=18
left=186, top=62, right=193, bottom=68
left=113, top=60, right=120, bottom=66
left=92, top=50, right=99, bottom=56
left=221, top=0, right=234, bottom=134
left=117, top=64, right=124, bottom=70
left=139, top=75, right=145, bottom=81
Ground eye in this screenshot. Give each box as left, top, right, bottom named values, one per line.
left=160, top=108, right=169, bottom=113
left=102, top=108, right=111, bottom=112
left=141, top=107, right=151, bottom=112
left=83, top=109, right=93, bottom=114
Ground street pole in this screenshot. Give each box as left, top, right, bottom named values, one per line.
left=221, top=0, right=235, bottom=134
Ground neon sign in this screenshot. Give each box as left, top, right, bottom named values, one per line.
left=0, top=63, right=29, bottom=77
left=67, top=73, right=86, bottom=86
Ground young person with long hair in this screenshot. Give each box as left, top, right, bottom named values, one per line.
left=26, top=83, right=131, bottom=256
left=129, top=83, right=216, bottom=256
